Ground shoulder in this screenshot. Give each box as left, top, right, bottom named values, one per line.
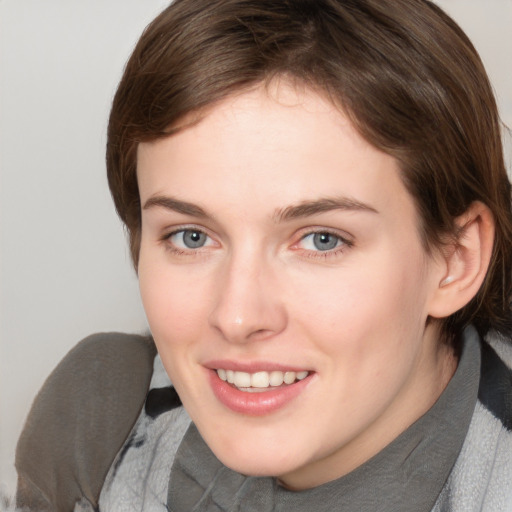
left=16, top=333, right=156, bottom=511
left=99, top=403, right=190, bottom=509
left=479, top=332, right=512, bottom=431
left=435, top=331, right=512, bottom=511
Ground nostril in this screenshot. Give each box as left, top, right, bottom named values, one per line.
left=248, top=329, right=276, bottom=341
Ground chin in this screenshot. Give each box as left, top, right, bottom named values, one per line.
left=221, top=454, right=295, bottom=479
left=206, top=431, right=305, bottom=479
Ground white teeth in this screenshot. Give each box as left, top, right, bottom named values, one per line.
left=216, top=369, right=309, bottom=389
left=233, top=371, right=251, bottom=388
left=251, top=371, right=270, bottom=388
left=269, top=370, right=284, bottom=386
left=284, top=371, right=296, bottom=384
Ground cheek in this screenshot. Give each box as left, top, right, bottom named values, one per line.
left=138, top=254, right=210, bottom=347
left=294, top=255, right=425, bottom=326
left=287, top=245, right=431, bottom=369
left=138, top=258, right=212, bottom=401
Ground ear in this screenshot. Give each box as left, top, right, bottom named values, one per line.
left=428, top=201, right=495, bottom=319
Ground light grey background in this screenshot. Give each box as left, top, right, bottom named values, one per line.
left=1, top=0, right=511, bottom=497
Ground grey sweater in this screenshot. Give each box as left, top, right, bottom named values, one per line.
left=15, top=327, right=512, bottom=511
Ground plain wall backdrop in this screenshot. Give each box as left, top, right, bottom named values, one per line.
left=1, top=0, right=511, bottom=497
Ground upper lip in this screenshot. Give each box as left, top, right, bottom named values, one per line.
left=203, top=360, right=311, bottom=373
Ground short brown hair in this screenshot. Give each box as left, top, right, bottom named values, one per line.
left=107, top=0, right=512, bottom=341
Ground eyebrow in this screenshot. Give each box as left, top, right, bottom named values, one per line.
left=143, top=196, right=208, bottom=218
left=143, top=195, right=378, bottom=222
left=274, top=197, right=378, bottom=222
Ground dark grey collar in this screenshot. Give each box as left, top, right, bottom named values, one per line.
left=168, top=327, right=481, bottom=512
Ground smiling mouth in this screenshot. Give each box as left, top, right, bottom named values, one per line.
left=216, top=369, right=310, bottom=392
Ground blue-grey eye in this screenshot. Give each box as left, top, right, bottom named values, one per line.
left=313, top=232, right=339, bottom=250
left=300, top=232, right=342, bottom=251
left=182, top=230, right=207, bottom=248
left=170, top=229, right=209, bottom=249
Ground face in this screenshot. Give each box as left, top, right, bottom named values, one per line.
left=137, top=83, right=451, bottom=490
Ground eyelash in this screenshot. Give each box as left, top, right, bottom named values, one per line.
left=293, top=229, right=353, bottom=260
left=160, top=227, right=215, bottom=257
left=160, top=227, right=353, bottom=259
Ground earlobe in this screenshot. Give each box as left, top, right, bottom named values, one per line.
left=428, top=201, right=495, bottom=319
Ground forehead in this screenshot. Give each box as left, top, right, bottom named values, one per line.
left=136, top=82, right=415, bottom=225
left=139, top=81, right=355, bottom=170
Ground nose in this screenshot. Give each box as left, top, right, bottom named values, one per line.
left=208, top=251, right=287, bottom=344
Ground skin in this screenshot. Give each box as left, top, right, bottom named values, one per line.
left=136, top=82, right=458, bottom=490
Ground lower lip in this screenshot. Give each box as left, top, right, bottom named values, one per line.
left=208, top=370, right=312, bottom=416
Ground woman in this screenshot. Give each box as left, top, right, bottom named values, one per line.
left=15, top=0, right=512, bottom=510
